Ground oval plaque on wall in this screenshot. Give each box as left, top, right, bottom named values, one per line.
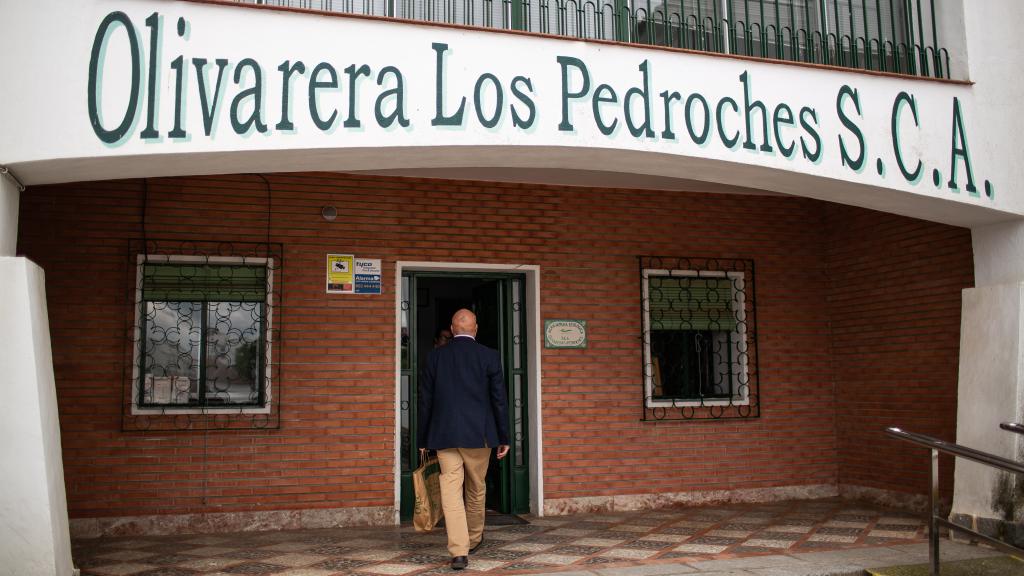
left=544, top=319, right=587, bottom=349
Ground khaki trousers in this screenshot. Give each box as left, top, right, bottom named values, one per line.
left=436, top=447, right=492, bottom=557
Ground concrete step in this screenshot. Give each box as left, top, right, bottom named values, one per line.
left=866, top=555, right=1024, bottom=576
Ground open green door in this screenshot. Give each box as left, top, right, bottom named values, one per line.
left=400, top=272, right=529, bottom=520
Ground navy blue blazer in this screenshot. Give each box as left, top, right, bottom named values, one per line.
left=418, top=336, right=510, bottom=450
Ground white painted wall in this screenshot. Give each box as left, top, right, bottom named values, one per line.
left=948, top=0, right=1024, bottom=526
left=0, top=174, right=19, bottom=256
left=0, top=258, right=74, bottom=576
left=952, top=218, right=1024, bottom=523
left=0, top=0, right=1018, bottom=227
left=952, top=278, right=1024, bottom=520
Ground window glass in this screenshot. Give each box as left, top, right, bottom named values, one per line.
left=139, top=262, right=268, bottom=409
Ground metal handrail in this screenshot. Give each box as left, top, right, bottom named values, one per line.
left=1000, top=422, right=1024, bottom=436
left=885, top=425, right=1024, bottom=575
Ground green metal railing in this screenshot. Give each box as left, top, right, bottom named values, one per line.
left=238, top=0, right=951, bottom=78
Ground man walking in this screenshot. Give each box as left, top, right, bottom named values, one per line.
left=418, top=309, right=509, bottom=570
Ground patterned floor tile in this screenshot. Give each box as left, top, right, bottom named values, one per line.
left=581, top=557, right=619, bottom=565
left=502, top=562, right=558, bottom=570
left=705, top=529, right=754, bottom=538
left=108, top=540, right=157, bottom=550
left=141, top=554, right=199, bottom=566
left=481, top=530, right=525, bottom=541
left=176, top=558, right=244, bottom=571
left=598, top=548, right=658, bottom=560
left=621, top=539, right=672, bottom=550
left=501, top=525, right=546, bottom=534
left=461, top=559, right=506, bottom=571
left=221, top=563, right=289, bottom=575
left=808, top=534, right=858, bottom=543
left=397, top=541, right=436, bottom=551
left=400, top=553, right=450, bottom=565
left=474, top=549, right=531, bottom=561
left=546, top=528, right=593, bottom=537
left=181, top=536, right=233, bottom=546
left=766, top=524, right=814, bottom=534
left=96, top=551, right=158, bottom=562
left=825, top=520, right=870, bottom=529
left=187, top=546, right=240, bottom=557
left=659, top=526, right=700, bottom=536
left=720, top=522, right=768, bottom=531
left=572, top=521, right=618, bottom=530
left=672, top=520, right=715, bottom=528
left=742, top=539, right=796, bottom=549
left=311, top=558, right=375, bottom=570
left=795, top=540, right=854, bottom=550
left=550, top=545, right=603, bottom=556
left=597, top=531, right=640, bottom=540
left=257, top=543, right=315, bottom=553
left=500, top=542, right=556, bottom=552
left=573, top=538, right=626, bottom=548
left=879, top=516, right=923, bottom=525
left=220, top=545, right=282, bottom=561
left=273, top=569, right=338, bottom=576
left=733, top=516, right=775, bottom=524
left=356, top=562, right=423, bottom=575
left=869, top=530, right=919, bottom=539
left=816, top=526, right=863, bottom=536
left=134, top=569, right=201, bottom=576
left=525, top=553, right=584, bottom=565
left=260, top=554, right=330, bottom=568
left=637, top=533, right=690, bottom=543
left=732, top=545, right=785, bottom=554
left=71, top=498, right=933, bottom=576
left=88, top=564, right=160, bottom=576
left=341, top=549, right=409, bottom=561
left=672, top=543, right=730, bottom=554
left=687, top=536, right=742, bottom=546
left=875, top=523, right=922, bottom=531
left=615, top=525, right=654, bottom=533
left=528, top=518, right=571, bottom=527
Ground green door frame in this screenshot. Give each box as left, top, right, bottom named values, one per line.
left=399, top=271, right=530, bottom=519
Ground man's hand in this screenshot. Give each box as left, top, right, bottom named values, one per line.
left=496, top=445, right=510, bottom=460
left=419, top=448, right=429, bottom=463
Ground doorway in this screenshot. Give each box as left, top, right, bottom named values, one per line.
left=399, top=272, right=530, bottom=520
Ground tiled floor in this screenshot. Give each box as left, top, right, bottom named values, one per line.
left=73, top=498, right=929, bottom=575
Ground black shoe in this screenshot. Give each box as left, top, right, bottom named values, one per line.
left=469, top=536, right=484, bottom=555
left=451, top=556, right=468, bottom=570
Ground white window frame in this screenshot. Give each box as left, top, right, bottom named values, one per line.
left=642, top=268, right=749, bottom=408
left=131, top=254, right=274, bottom=415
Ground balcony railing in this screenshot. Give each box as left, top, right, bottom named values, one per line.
left=234, top=0, right=952, bottom=78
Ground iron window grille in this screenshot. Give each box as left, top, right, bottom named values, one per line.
left=640, top=256, right=759, bottom=421
left=122, top=240, right=283, bottom=431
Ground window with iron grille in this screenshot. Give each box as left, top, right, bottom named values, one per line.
left=133, top=256, right=273, bottom=413
left=640, top=257, right=759, bottom=421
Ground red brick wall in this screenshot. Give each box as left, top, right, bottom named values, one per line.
left=824, top=205, right=973, bottom=497
left=16, top=172, right=969, bottom=520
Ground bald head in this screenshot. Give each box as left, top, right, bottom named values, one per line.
left=451, top=309, right=478, bottom=337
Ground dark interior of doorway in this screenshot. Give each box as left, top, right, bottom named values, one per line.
left=416, top=277, right=501, bottom=356
left=414, top=275, right=526, bottom=521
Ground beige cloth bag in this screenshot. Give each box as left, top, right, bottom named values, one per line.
left=412, top=455, right=443, bottom=532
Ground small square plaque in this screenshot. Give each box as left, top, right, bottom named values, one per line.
left=544, top=319, right=587, bottom=349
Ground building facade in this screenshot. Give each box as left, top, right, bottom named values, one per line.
left=2, top=0, right=1023, bottom=573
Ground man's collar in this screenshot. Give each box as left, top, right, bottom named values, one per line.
left=453, top=334, right=475, bottom=340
